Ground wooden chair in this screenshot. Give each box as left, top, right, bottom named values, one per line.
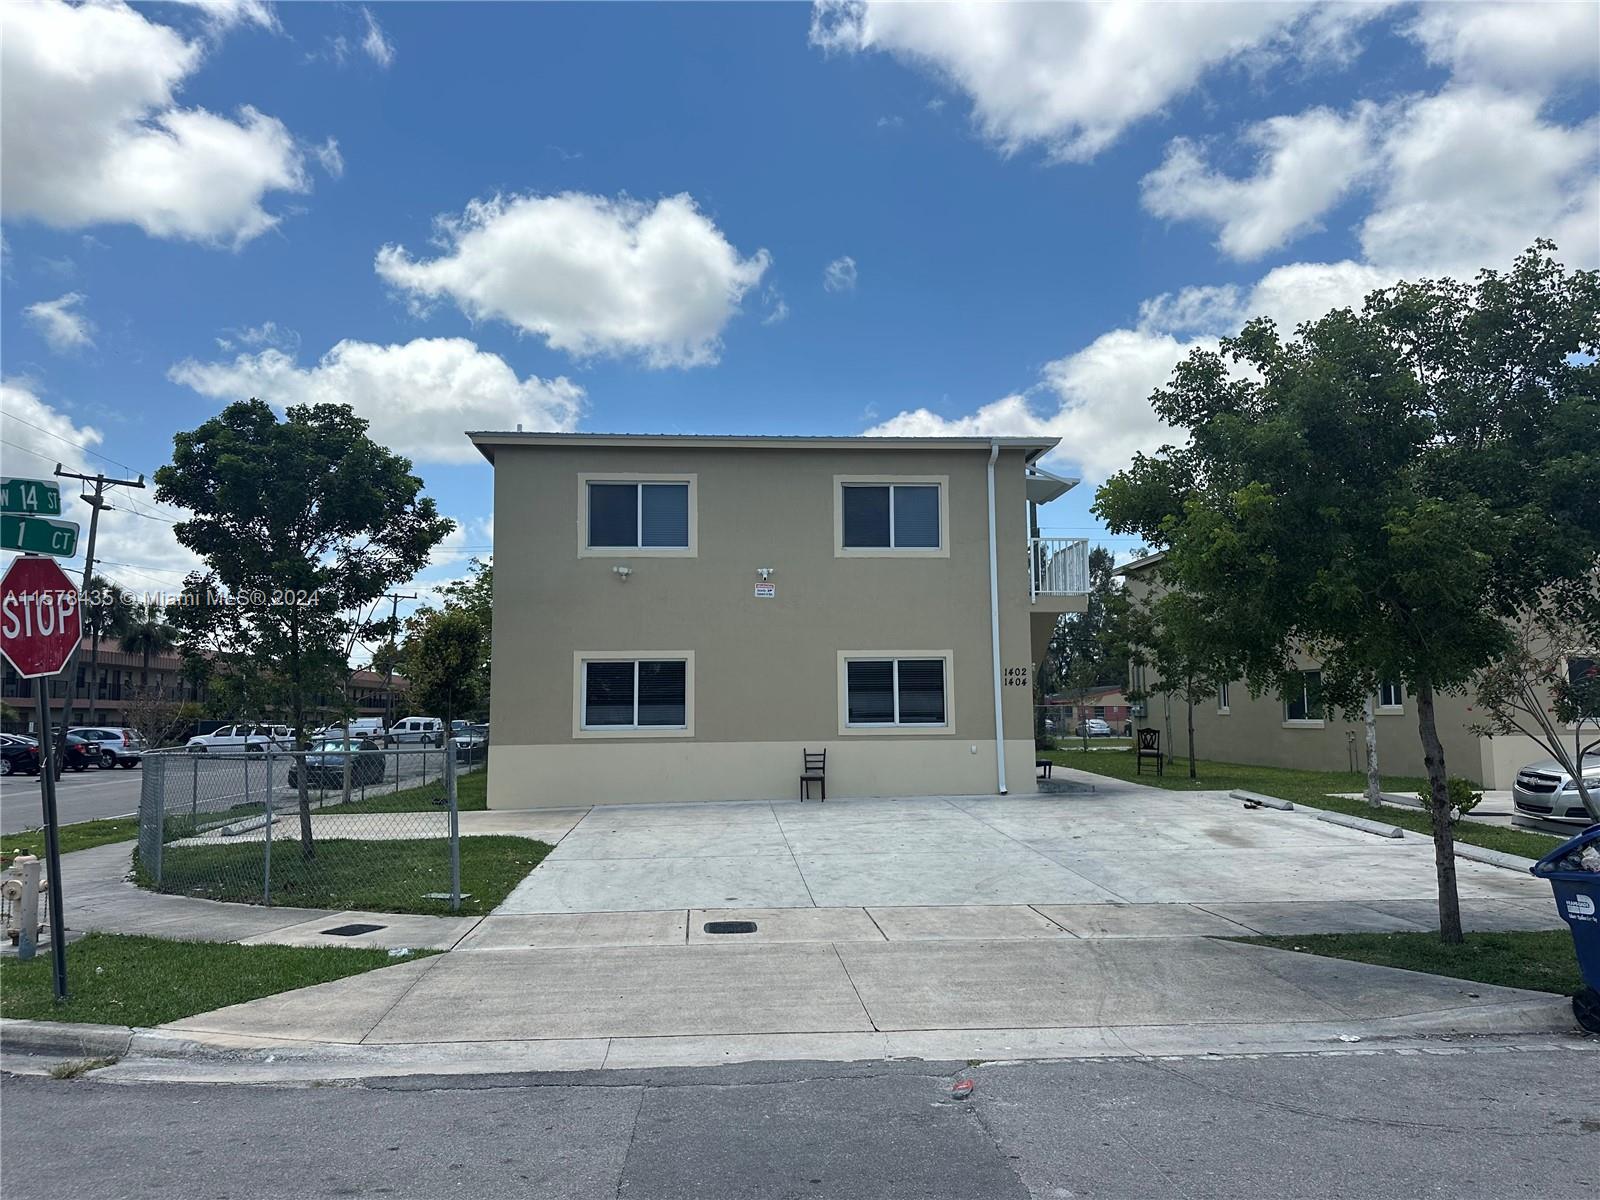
left=801, top=749, right=827, bottom=801
left=1135, top=727, right=1164, bottom=777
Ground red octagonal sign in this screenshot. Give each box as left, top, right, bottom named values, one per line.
left=1, top=556, right=82, bottom=678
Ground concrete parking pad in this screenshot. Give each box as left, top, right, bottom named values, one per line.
left=1034, top=902, right=1256, bottom=939
left=498, top=854, right=815, bottom=913
left=866, top=905, right=1072, bottom=941
left=795, top=850, right=1121, bottom=907
left=455, top=911, right=688, bottom=950
left=361, top=944, right=875, bottom=1043
left=688, top=907, right=884, bottom=945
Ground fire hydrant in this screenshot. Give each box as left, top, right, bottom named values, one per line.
left=2, top=854, right=44, bottom=961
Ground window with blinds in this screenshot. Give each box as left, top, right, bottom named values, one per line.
left=840, top=483, right=940, bottom=549
left=587, top=482, right=689, bottom=549
left=582, top=659, right=687, bottom=728
left=846, top=657, right=947, bottom=726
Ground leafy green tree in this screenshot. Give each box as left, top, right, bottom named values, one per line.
left=1096, top=243, right=1600, bottom=942
left=1125, top=586, right=1237, bottom=779
left=155, top=400, right=452, bottom=856
left=403, top=609, right=486, bottom=729
left=120, top=601, right=176, bottom=687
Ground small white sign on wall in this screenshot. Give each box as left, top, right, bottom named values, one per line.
left=753, top=582, right=776, bottom=599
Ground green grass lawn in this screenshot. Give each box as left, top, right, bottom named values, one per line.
left=311, top=766, right=487, bottom=814
left=3, top=815, right=141, bottom=862
left=1043, top=746, right=1568, bottom=862
left=0, top=932, right=434, bottom=1026
left=1236, top=930, right=1583, bottom=996
left=138, top=832, right=547, bottom=916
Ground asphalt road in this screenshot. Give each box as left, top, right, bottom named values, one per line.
left=0, top=749, right=463, bottom=835
left=3, top=1044, right=1595, bottom=1199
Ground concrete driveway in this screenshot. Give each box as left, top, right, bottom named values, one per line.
left=494, top=784, right=1549, bottom=920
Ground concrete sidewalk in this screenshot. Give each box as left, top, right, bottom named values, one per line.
left=147, top=934, right=1577, bottom=1076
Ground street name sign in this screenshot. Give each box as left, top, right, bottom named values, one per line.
left=1, top=513, right=80, bottom=558
left=0, top=555, right=82, bottom=677
left=0, top=476, right=63, bottom=516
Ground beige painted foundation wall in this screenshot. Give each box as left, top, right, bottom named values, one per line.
left=491, top=738, right=1039, bottom=807
left=486, top=443, right=1042, bottom=808
left=1154, top=684, right=1536, bottom=788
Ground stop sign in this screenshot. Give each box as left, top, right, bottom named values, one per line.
left=1, top=556, right=82, bottom=678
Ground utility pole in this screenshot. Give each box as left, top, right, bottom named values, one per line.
left=382, top=592, right=416, bottom=731
left=55, top=465, right=145, bottom=734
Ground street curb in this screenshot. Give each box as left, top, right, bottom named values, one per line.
left=0, top=1018, right=133, bottom=1059
left=1315, top=811, right=1404, bottom=838
left=1454, top=843, right=1538, bottom=873
left=1230, top=789, right=1294, bottom=811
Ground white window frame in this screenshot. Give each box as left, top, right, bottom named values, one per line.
left=572, top=651, right=695, bottom=738
left=837, top=651, right=953, bottom=734
left=1217, top=680, right=1231, bottom=715
left=578, top=473, right=698, bottom=558
left=1283, top=669, right=1325, bottom=728
left=1377, top=680, right=1404, bottom=713
left=833, top=475, right=950, bottom=558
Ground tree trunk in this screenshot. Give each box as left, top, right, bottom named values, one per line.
left=1415, top=679, right=1463, bottom=943
left=1186, top=686, right=1196, bottom=780
left=1364, top=696, right=1382, bottom=807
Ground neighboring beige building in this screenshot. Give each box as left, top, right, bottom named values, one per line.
left=1119, top=554, right=1550, bottom=789
left=470, top=433, right=1087, bottom=808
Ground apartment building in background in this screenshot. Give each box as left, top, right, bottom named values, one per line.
left=470, top=433, right=1088, bottom=807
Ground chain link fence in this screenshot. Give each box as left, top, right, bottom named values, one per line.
left=138, top=744, right=485, bottom=913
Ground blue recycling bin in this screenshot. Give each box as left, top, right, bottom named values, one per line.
left=1531, top=823, right=1600, bottom=1033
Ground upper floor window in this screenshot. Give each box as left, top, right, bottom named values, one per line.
left=581, top=477, right=694, bottom=554
left=1217, top=680, right=1231, bottom=713
left=588, top=481, right=688, bottom=549
left=840, top=483, right=940, bottom=549
left=1284, top=670, right=1324, bottom=723
left=1378, top=680, right=1403, bottom=710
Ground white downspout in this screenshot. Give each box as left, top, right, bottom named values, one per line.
left=986, top=440, right=1008, bottom=794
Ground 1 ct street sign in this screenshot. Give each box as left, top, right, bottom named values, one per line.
left=0, top=555, right=82, bottom=678
left=0, top=476, right=63, bottom=516
left=0, top=513, right=80, bottom=558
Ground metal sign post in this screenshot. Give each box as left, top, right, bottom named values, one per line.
left=1, top=554, right=83, bottom=1003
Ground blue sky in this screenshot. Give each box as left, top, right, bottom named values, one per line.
left=3, top=1, right=1596, bottom=637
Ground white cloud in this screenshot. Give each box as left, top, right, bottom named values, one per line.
left=761, top=288, right=790, bottom=326
left=1406, top=2, right=1599, bottom=91
left=360, top=7, right=395, bottom=68
left=313, top=136, right=345, bottom=179
left=1142, top=105, right=1380, bottom=260
left=375, top=192, right=770, bottom=368
left=23, top=293, right=96, bottom=354
left=811, top=0, right=1372, bottom=162
left=0, top=379, right=200, bottom=588
left=868, top=329, right=1212, bottom=482
left=214, top=320, right=299, bottom=353
left=1359, top=87, right=1599, bottom=276
left=0, top=0, right=310, bottom=247
left=168, top=336, right=585, bottom=465
left=178, top=0, right=280, bottom=33
left=823, top=255, right=858, bottom=293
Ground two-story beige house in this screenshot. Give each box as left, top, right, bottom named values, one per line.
left=469, top=433, right=1087, bottom=808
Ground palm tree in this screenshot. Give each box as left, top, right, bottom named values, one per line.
left=121, top=602, right=176, bottom=690
left=77, top=576, right=135, bottom=726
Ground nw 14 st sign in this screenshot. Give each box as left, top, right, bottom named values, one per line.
left=0, top=556, right=82, bottom=678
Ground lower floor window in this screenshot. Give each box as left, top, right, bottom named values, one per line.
left=846, top=658, right=946, bottom=726
left=583, top=659, right=687, bottom=728
left=1285, top=670, right=1324, bottom=722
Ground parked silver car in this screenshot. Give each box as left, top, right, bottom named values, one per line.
left=1512, top=753, right=1600, bottom=825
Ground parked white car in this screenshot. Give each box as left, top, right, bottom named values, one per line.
left=1512, top=753, right=1600, bottom=825
left=1075, top=718, right=1113, bottom=737
left=387, top=716, right=445, bottom=746
left=186, top=725, right=290, bottom=753
left=313, top=717, right=386, bottom=742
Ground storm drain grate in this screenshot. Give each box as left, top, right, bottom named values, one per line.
left=703, top=920, right=758, bottom=935
left=321, top=923, right=386, bottom=937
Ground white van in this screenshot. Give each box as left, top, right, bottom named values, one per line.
left=387, top=716, right=445, bottom=746
left=315, top=717, right=386, bottom=741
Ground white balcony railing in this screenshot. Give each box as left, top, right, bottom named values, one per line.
left=1029, top=536, right=1089, bottom=599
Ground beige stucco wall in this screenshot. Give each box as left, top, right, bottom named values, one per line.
left=486, top=443, right=1044, bottom=808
